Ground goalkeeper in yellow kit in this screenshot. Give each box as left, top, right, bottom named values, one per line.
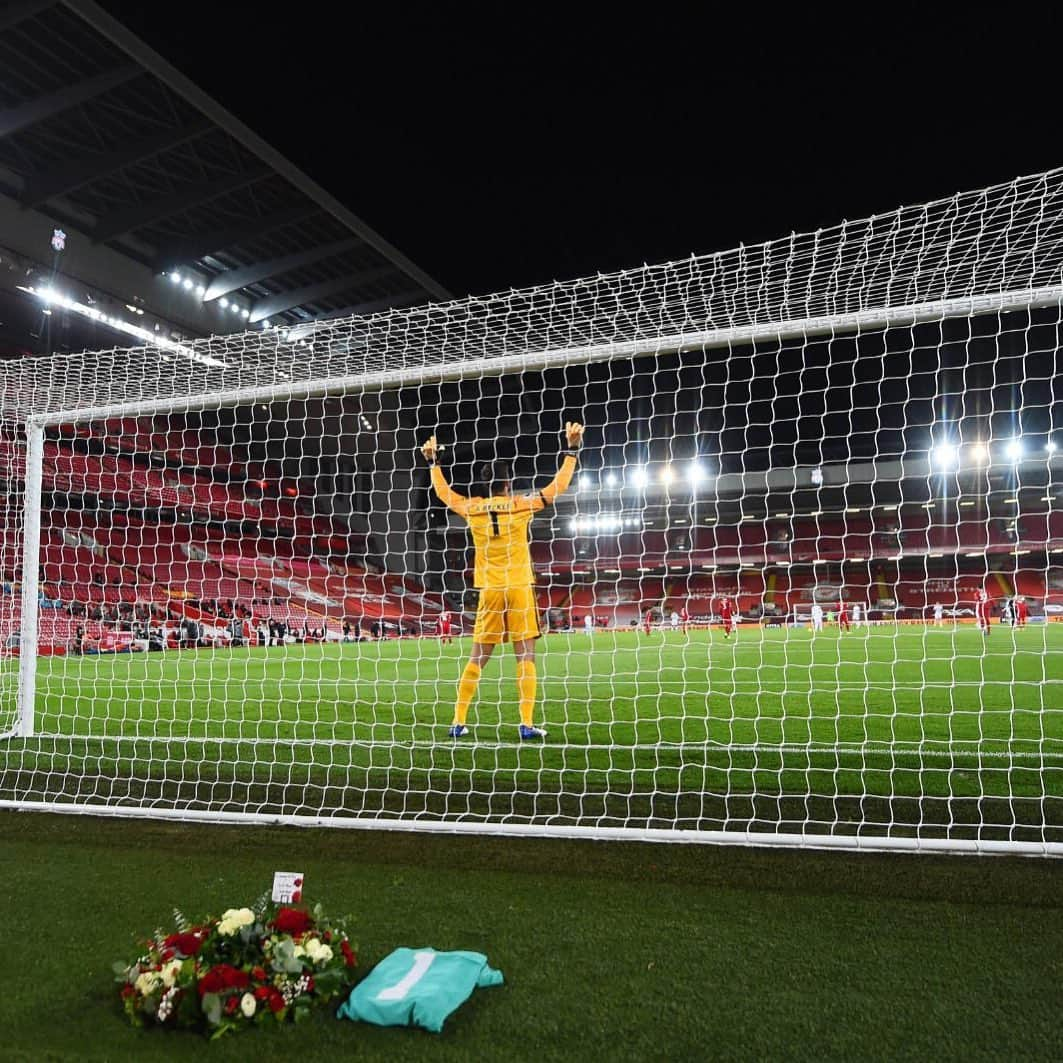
left=420, top=421, right=584, bottom=741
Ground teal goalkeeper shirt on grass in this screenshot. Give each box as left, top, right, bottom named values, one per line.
left=337, top=947, right=504, bottom=1033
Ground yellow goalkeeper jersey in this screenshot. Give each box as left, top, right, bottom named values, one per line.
left=430, top=456, right=577, bottom=589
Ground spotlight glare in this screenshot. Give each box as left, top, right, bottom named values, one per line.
left=195, top=285, right=206, bottom=297
left=630, top=466, right=648, bottom=489
left=605, top=472, right=618, bottom=487
left=1005, top=439, right=1024, bottom=462
left=969, top=443, right=988, bottom=464
left=219, top=298, right=229, bottom=309
left=932, top=444, right=958, bottom=469
left=1047, top=440, right=1058, bottom=454
left=182, top=278, right=193, bottom=290
left=660, top=464, right=675, bottom=485
left=687, top=461, right=707, bottom=485
left=169, top=272, right=181, bottom=285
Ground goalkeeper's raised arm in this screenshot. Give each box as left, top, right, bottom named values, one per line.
left=418, top=422, right=584, bottom=742
left=421, top=420, right=583, bottom=513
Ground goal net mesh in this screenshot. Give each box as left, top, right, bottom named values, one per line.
left=0, top=167, right=1061, bottom=851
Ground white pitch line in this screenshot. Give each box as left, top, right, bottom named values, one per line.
left=19, top=732, right=1063, bottom=760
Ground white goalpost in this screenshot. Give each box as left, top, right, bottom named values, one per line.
left=1, top=167, right=1061, bottom=854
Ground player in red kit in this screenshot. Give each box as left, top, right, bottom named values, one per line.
left=438, top=610, right=453, bottom=645
left=1015, top=596, right=1029, bottom=628
left=976, top=591, right=992, bottom=637
left=679, top=606, right=690, bottom=633
left=642, top=609, right=653, bottom=636
left=717, top=596, right=734, bottom=639
left=837, top=599, right=850, bottom=633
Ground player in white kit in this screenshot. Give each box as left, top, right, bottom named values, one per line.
left=810, top=603, right=824, bottom=633
left=852, top=603, right=862, bottom=627
left=933, top=602, right=944, bottom=626
left=584, top=613, right=594, bottom=636
left=670, top=610, right=680, bottom=631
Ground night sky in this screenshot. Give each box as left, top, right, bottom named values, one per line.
left=97, top=3, right=1063, bottom=300
left=33, top=5, right=1063, bottom=490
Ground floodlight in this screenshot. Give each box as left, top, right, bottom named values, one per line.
left=659, top=464, right=674, bottom=485
left=630, top=466, right=648, bottom=488
left=219, top=298, right=229, bottom=309
left=182, top=278, right=193, bottom=290
left=687, top=461, right=707, bottom=485
left=932, top=444, right=958, bottom=469
left=1005, top=439, right=1024, bottom=461
left=169, top=273, right=181, bottom=285
left=604, top=472, right=618, bottom=487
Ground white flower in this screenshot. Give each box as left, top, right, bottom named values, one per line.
left=217, top=907, right=255, bottom=937
left=240, top=992, right=256, bottom=1018
left=303, top=938, right=322, bottom=960
left=135, top=971, right=160, bottom=995
left=292, top=944, right=306, bottom=958
left=160, top=959, right=182, bottom=988
left=156, top=986, right=179, bottom=1022
left=313, top=945, right=333, bottom=965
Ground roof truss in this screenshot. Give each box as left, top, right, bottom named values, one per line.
left=21, top=116, right=213, bottom=207
left=249, top=265, right=400, bottom=323
left=93, top=165, right=271, bottom=244
left=203, top=237, right=361, bottom=301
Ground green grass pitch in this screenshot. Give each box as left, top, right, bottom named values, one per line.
left=3, top=628, right=1063, bottom=1060
left=2, top=812, right=1062, bottom=1062
left=5, top=623, right=1061, bottom=837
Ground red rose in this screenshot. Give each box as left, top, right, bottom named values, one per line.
left=224, top=995, right=240, bottom=1016
left=198, top=964, right=249, bottom=996
left=251, top=966, right=267, bottom=982
left=272, top=907, right=313, bottom=936
left=323, top=931, right=332, bottom=943
left=291, top=891, right=302, bottom=904
left=305, top=975, right=315, bottom=993
left=268, top=988, right=285, bottom=1014
left=254, top=986, right=271, bottom=1002
left=160, top=948, right=175, bottom=963
left=293, top=877, right=302, bottom=886
left=340, top=939, right=356, bottom=969
left=120, top=985, right=135, bottom=999
left=165, top=931, right=204, bottom=957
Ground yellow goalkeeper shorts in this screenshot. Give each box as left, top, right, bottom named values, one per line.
left=472, top=586, right=542, bottom=644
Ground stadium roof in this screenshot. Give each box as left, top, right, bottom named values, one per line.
left=0, top=0, right=448, bottom=340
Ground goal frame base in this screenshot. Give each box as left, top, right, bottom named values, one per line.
left=2, top=800, right=1059, bottom=857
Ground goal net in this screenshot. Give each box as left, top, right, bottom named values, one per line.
left=1, top=167, right=1062, bottom=854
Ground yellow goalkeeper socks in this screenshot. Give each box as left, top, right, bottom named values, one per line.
left=517, top=660, right=537, bottom=727
left=453, top=662, right=482, bottom=725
